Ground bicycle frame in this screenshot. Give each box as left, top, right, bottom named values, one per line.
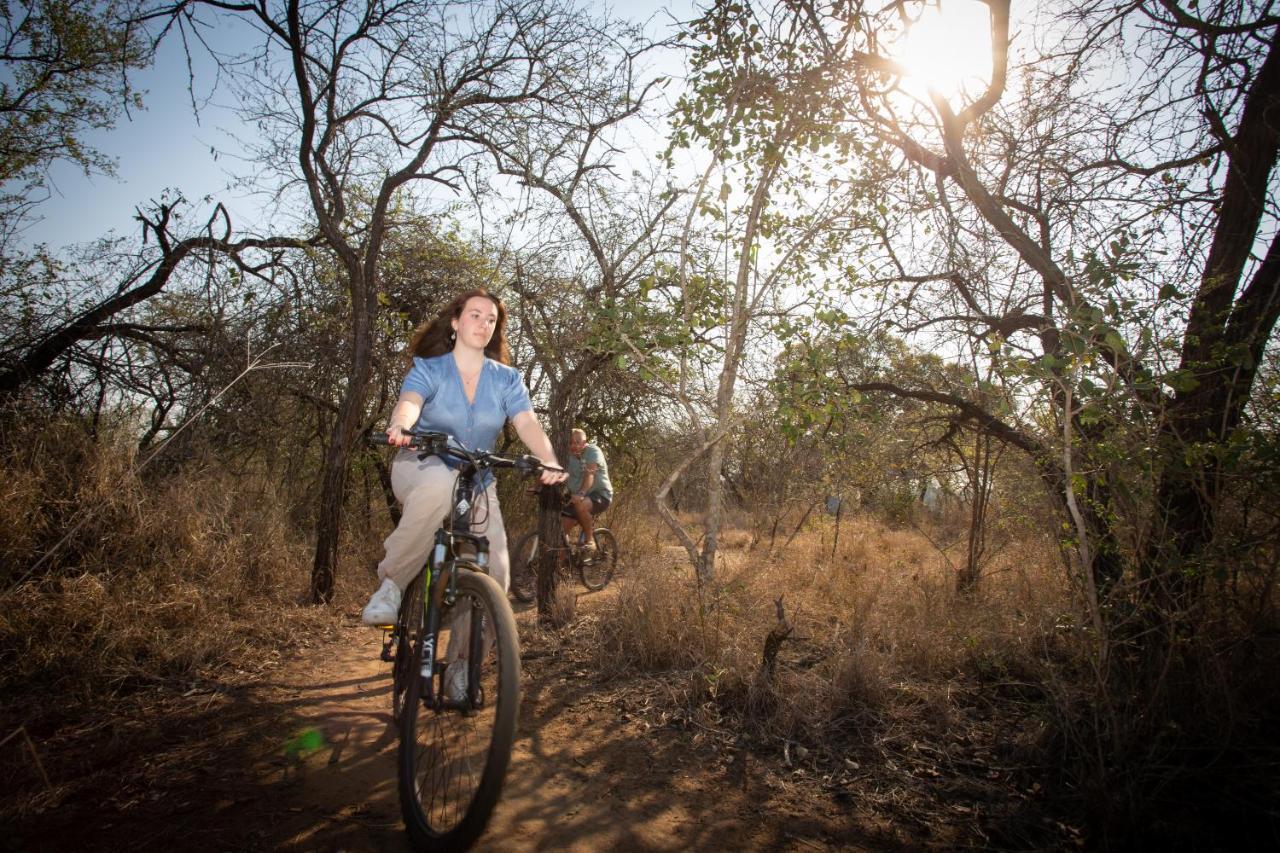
left=372, top=429, right=548, bottom=707
left=415, top=466, right=492, bottom=709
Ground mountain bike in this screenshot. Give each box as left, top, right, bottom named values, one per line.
left=370, top=430, right=552, bottom=851
left=508, top=488, right=618, bottom=603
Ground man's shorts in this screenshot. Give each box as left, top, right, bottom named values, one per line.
left=562, top=493, right=611, bottom=517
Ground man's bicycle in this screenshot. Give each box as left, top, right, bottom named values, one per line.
left=508, top=487, right=618, bottom=602
left=370, top=430, right=552, bottom=850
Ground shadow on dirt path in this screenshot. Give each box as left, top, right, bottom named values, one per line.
left=5, top=583, right=947, bottom=852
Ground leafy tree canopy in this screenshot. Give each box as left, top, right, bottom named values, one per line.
left=0, top=0, right=152, bottom=234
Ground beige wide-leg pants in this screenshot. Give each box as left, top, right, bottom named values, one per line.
left=376, top=452, right=511, bottom=592
left=376, top=452, right=510, bottom=665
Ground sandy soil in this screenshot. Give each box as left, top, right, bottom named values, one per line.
left=5, top=581, right=1060, bottom=852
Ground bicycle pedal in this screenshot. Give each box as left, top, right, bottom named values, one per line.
left=379, top=628, right=396, bottom=662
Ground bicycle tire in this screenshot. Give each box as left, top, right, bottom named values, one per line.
left=392, top=573, right=425, bottom=725
left=578, top=528, right=617, bottom=591
left=399, top=569, right=520, bottom=850
left=509, top=531, right=539, bottom=603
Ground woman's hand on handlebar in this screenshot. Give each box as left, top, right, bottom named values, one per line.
left=538, top=462, right=568, bottom=487
left=386, top=424, right=414, bottom=448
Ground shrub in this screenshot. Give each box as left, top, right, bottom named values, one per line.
left=0, top=420, right=336, bottom=718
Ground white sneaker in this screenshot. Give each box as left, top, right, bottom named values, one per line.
left=362, top=579, right=401, bottom=626
left=444, top=663, right=468, bottom=702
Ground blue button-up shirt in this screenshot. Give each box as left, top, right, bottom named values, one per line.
left=399, top=353, right=533, bottom=465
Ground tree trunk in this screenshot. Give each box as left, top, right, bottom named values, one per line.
left=535, top=376, right=580, bottom=619
left=371, top=448, right=400, bottom=526
left=1141, top=36, right=1280, bottom=615
left=534, top=482, right=563, bottom=621
left=700, top=435, right=727, bottom=582
left=310, top=271, right=377, bottom=603
left=698, top=155, right=779, bottom=583
left=958, top=428, right=997, bottom=594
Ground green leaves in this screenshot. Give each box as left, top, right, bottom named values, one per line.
left=0, top=0, right=151, bottom=198
left=1161, top=369, right=1200, bottom=394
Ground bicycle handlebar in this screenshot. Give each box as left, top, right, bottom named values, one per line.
left=369, top=430, right=562, bottom=477
left=370, top=430, right=448, bottom=453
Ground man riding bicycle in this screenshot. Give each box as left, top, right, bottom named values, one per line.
left=563, top=428, right=612, bottom=551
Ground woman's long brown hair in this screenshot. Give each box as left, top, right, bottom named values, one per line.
left=406, top=289, right=512, bottom=366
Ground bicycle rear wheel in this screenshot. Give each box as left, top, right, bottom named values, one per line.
left=399, top=569, right=520, bottom=850
left=392, top=573, right=425, bottom=724
left=509, top=532, right=538, bottom=603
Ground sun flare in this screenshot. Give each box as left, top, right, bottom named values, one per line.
left=894, top=1, right=993, bottom=98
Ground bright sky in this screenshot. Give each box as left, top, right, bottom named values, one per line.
left=22, top=0, right=694, bottom=250
left=28, top=18, right=251, bottom=248
left=893, top=0, right=993, bottom=102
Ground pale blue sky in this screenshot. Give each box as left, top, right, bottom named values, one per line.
left=22, top=0, right=695, bottom=250
left=28, top=15, right=251, bottom=248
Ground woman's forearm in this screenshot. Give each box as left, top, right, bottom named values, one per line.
left=512, top=410, right=560, bottom=466
left=389, top=392, right=424, bottom=432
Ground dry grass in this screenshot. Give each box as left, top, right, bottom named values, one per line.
left=591, top=514, right=1073, bottom=756
left=544, top=581, right=579, bottom=628
left=0, top=424, right=343, bottom=726
left=590, top=511, right=1280, bottom=847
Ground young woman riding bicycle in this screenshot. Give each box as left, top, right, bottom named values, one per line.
left=361, top=289, right=566, bottom=672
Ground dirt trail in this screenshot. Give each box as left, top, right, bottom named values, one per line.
left=262, top=603, right=853, bottom=852
left=244, top=591, right=884, bottom=851
left=12, top=585, right=896, bottom=853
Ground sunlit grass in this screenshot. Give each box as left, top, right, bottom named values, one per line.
left=591, top=513, right=1071, bottom=751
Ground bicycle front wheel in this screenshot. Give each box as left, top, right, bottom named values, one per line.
left=579, top=529, right=618, bottom=591
left=399, top=569, right=521, bottom=850
left=392, top=573, right=425, bottom=725
left=508, top=532, right=538, bottom=603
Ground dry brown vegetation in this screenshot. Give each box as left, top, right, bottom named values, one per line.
left=595, top=516, right=1069, bottom=739
left=3, top=422, right=1278, bottom=850
left=588, top=513, right=1280, bottom=849
left=0, top=424, right=348, bottom=734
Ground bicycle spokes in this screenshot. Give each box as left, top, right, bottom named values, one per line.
left=400, top=571, right=519, bottom=848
